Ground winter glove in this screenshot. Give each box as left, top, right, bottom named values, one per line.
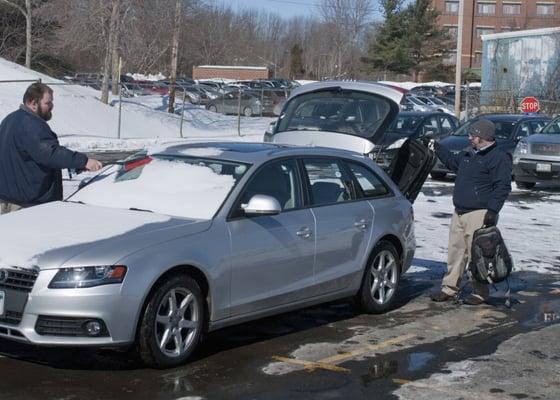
left=483, top=210, right=498, bottom=227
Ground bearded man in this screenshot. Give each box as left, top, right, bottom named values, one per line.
left=0, top=82, right=102, bottom=214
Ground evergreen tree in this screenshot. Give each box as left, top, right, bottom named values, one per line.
left=362, top=0, right=411, bottom=78
left=404, top=0, right=451, bottom=81
left=289, top=43, right=305, bottom=79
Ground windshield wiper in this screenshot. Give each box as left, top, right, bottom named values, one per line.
left=129, top=207, right=153, bottom=213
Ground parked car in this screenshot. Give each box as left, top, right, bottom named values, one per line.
left=431, top=114, right=551, bottom=180
left=402, top=95, right=436, bottom=112
left=264, top=80, right=434, bottom=202
left=206, top=91, right=263, bottom=116
left=0, top=130, right=426, bottom=367
left=512, top=116, right=560, bottom=188
left=371, top=111, right=459, bottom=169
left=413, top=95, right=454, bottom=115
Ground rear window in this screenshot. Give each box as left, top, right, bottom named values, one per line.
left=346, top=162, right=390, bottom=198
left=276, top=89, right=392, bottom=138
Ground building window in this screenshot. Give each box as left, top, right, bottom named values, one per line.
left=476, top=26, right=495, bottom=38
left=501, top=25, right=516, bottom=32
left=536, top=3, right=554, bottom=16
left=445, top=25, right=458, bottom=39
left=443, top=51, right=457, bottom=66
left=477, top=1, right=496, bottom=15
left=474, top=52, right=483, bottom=65
left=503, top=3, right=521, bottom=15
left=445, top=1, right=459, bottom=13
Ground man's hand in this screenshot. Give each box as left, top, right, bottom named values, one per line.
left=483, top=210, right=498, bottom=227
left=85, top=158, right=103, bottom=172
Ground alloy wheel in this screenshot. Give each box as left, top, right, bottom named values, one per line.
left=369, top=250, right=398, bottom=305
left=154, top=287, right=200, bottom=358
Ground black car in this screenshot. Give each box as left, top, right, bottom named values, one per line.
left=373, top=111, right=459, bottom=169
left=431, top=114, right=551, bottom=179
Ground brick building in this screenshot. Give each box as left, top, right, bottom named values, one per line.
left=433, top=0, right=560, bottom=70
left=192, top=65, right=270, bottom=80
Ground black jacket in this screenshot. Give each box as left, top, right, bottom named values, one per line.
left=0, top=107, right=88, bottom=206
left=436, top=142, right=512, bottom=214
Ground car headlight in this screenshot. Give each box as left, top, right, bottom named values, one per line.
left=387, top=138, right=407, bottom=150
left=49, top=265, right=127, bottom=288
left=514, top=140, right=528, bottom=155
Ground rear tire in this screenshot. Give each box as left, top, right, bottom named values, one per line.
left=208, top=105, right=217, bottom=113
left=430, top=171, right=446, bottom=180
left=136, top=274, right=204, bottom=368
left=356, top=241, right=400, bottom=314
left=243, top=106, right=253, bottom=117
left=516, top=181, right=535, bottom=189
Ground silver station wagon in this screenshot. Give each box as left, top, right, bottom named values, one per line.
left=0, top=82, right=432, bottom=368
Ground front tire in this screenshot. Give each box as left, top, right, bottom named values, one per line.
left=243, top=106, right=253, bottom=117
left=356, top=241, right=400, bottom=314
left=136, top=274, right=204, bottom=368
left=516, top=181, right=535, bottom=189
left=207, top=104, right=218, bottom=113
left=430, top=171, right=446, bottom=180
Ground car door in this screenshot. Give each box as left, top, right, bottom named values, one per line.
left=227, top=159, right=316, bottom=315
left=418, top=115, right=439, bottom=138
left=301, top=157, right=374, bottom=295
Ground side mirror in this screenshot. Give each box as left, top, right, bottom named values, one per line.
left=243, top=195, right=281, bottom=216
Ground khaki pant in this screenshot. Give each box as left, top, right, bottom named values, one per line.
left=0, top=201, right=22, bottom=215
left=442, top=209, right=490, bottom=300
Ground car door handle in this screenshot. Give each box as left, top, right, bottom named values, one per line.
left=354, top=219, right=368, bottom=229
left=296, top=227, right=313, bottom=239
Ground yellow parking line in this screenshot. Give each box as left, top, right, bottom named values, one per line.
left=272, top=356, right=349, bottom=373
left=318, top=333, right=416, bottom=364
left=272, top=333, right=416, bottom=374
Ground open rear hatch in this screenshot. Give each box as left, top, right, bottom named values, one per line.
left=386, top=139, right=435, bottom=203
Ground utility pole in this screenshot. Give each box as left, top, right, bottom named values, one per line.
left=454, top=0, right=464, bottom=119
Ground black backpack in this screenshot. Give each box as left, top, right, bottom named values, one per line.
left=468, top=225, right=513, bottom=284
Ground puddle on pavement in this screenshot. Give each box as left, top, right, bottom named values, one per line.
left=406, top=351, right=435, bottom=372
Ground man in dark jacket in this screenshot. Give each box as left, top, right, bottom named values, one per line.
left=430, top=118, right=512, bottom=305
left=0, top=83, right=102, bottom=214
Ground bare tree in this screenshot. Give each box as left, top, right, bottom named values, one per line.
left=168, top=0, right=182, bottom=113
left=0, top=0, right=32, bottom=68
left=319, top=0, right=372, bottom=78
left=100, top=0, right=120, bottom=104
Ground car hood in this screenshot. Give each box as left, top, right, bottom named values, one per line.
left=271, top=81, right=402, bottom=154
left=0, top=202, right=211, bottom=271
left=526, top=133, right=560, bottom=144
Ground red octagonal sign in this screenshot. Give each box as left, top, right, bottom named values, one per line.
left=519, top=96, right=540, bottom=113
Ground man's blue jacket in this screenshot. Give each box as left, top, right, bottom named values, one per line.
left=0, top=107, right=88, bottom=206
left=436, top=142, right=512, bottom=214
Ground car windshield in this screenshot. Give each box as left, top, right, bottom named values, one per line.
left=541, top=118, right=560, bottom=134
left=452, top=118, right=516, bottom=140
left=275, top=89, right=391, bottom=137
left=69, top=155, right=249, bottom=219
left=388, top=115, right=421, bottom=132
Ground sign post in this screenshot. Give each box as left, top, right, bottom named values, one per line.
left=519, top=96, right=540, bottom=114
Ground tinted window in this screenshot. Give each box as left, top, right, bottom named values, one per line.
left=420, top=116, right=439, bottom=136
left=542, top=118, right=560, bottom=134
left=303, top=159, right=353, bottom=206
left=530, top=120, right=548, bottom=134
left=346, top=162, right=389, bottom=198
left=439, top=116, right=454, bottom=134
left=239, top=160, right=301, bottom=212
left=518, top=122, right=531, bottom=138
left=276, top=89, right=392, bottom=137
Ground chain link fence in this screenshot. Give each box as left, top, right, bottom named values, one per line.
left=1, top=78, right=289, bottom=140
left=464, top=88, right=560, bottom=120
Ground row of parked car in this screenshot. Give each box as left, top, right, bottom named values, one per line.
left=264, top=83, right=560, bottom=189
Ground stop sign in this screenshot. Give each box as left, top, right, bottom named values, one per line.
left=519, top=96, right=540, bottom=113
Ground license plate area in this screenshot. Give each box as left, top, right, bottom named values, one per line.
left=536, top=163, right=551, bottom=172
left=0, top=288, right=28, bottom=322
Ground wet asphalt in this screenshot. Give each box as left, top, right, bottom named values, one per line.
left=1, top=158, right=559, bottom=400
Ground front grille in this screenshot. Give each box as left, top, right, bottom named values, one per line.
left=35, top=316, right=109, bottom=337
left=0, top=311, right=23, bottom=325
left=0, top=268, right=38, bottom=292
left=531, top=143, right=560, bottom=156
